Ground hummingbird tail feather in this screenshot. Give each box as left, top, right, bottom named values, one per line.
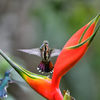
left=38, top=61, right=53, bottom=73
left=38, top=61, right=45, bottom=72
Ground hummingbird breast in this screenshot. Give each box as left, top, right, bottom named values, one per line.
left=41, top=45, right=50, bottom=62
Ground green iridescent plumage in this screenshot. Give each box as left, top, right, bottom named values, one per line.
left=0, top=69, right=13, bottom=98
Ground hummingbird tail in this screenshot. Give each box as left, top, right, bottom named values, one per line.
left=48, top=61, right=54, bottom=72
left=0, top=89, right=7, bottom=98
left=38, top=61, right=54, bottom=73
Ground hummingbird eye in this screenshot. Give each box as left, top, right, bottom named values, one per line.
left=43, top=40, right=49, bottom=45
left=45, top=43, right=48, bottom=44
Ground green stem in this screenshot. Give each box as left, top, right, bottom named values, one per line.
left=0, top=49, right=20, bottom=72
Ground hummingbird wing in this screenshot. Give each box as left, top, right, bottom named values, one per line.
left=18, top=48, right=41, bottom=57
left=50, top=49, right=61, bottom=58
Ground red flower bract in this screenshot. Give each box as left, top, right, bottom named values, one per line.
left=52, top=13, right=100, bottom=89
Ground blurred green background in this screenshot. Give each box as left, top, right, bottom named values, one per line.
left=0, top=0, right=100, bottom=100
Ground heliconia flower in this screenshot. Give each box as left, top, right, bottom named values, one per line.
left=52, top=13, right=100, bottom=89
left=0, top=13, right=100, bottom=100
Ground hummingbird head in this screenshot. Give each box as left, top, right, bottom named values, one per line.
left=5, top=69, right=13, bottom=76
left=5, top=71, right=10, bottom=76
left=43, top=40, right=49, bottom=45
left=40, top=40, right=49, bottom=48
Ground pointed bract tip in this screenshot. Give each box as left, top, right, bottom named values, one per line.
left=67, top=13, right=100, bottom=49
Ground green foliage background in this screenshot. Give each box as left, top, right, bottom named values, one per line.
left=0, top=0, right=100, bottom=100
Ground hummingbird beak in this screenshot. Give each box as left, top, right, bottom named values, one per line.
left=9, top=68, right=13, bottom=73
left=40, top=44, right=44, bottom=49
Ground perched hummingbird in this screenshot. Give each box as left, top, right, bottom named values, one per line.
left=0, top=69, right=14, bottom=98
left=18, top=40, right=61, bottom=73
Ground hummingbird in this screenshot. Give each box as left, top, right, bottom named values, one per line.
left=18, top=40, right=61, bottom=73
left=0, top=69, right=14, bottom=98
